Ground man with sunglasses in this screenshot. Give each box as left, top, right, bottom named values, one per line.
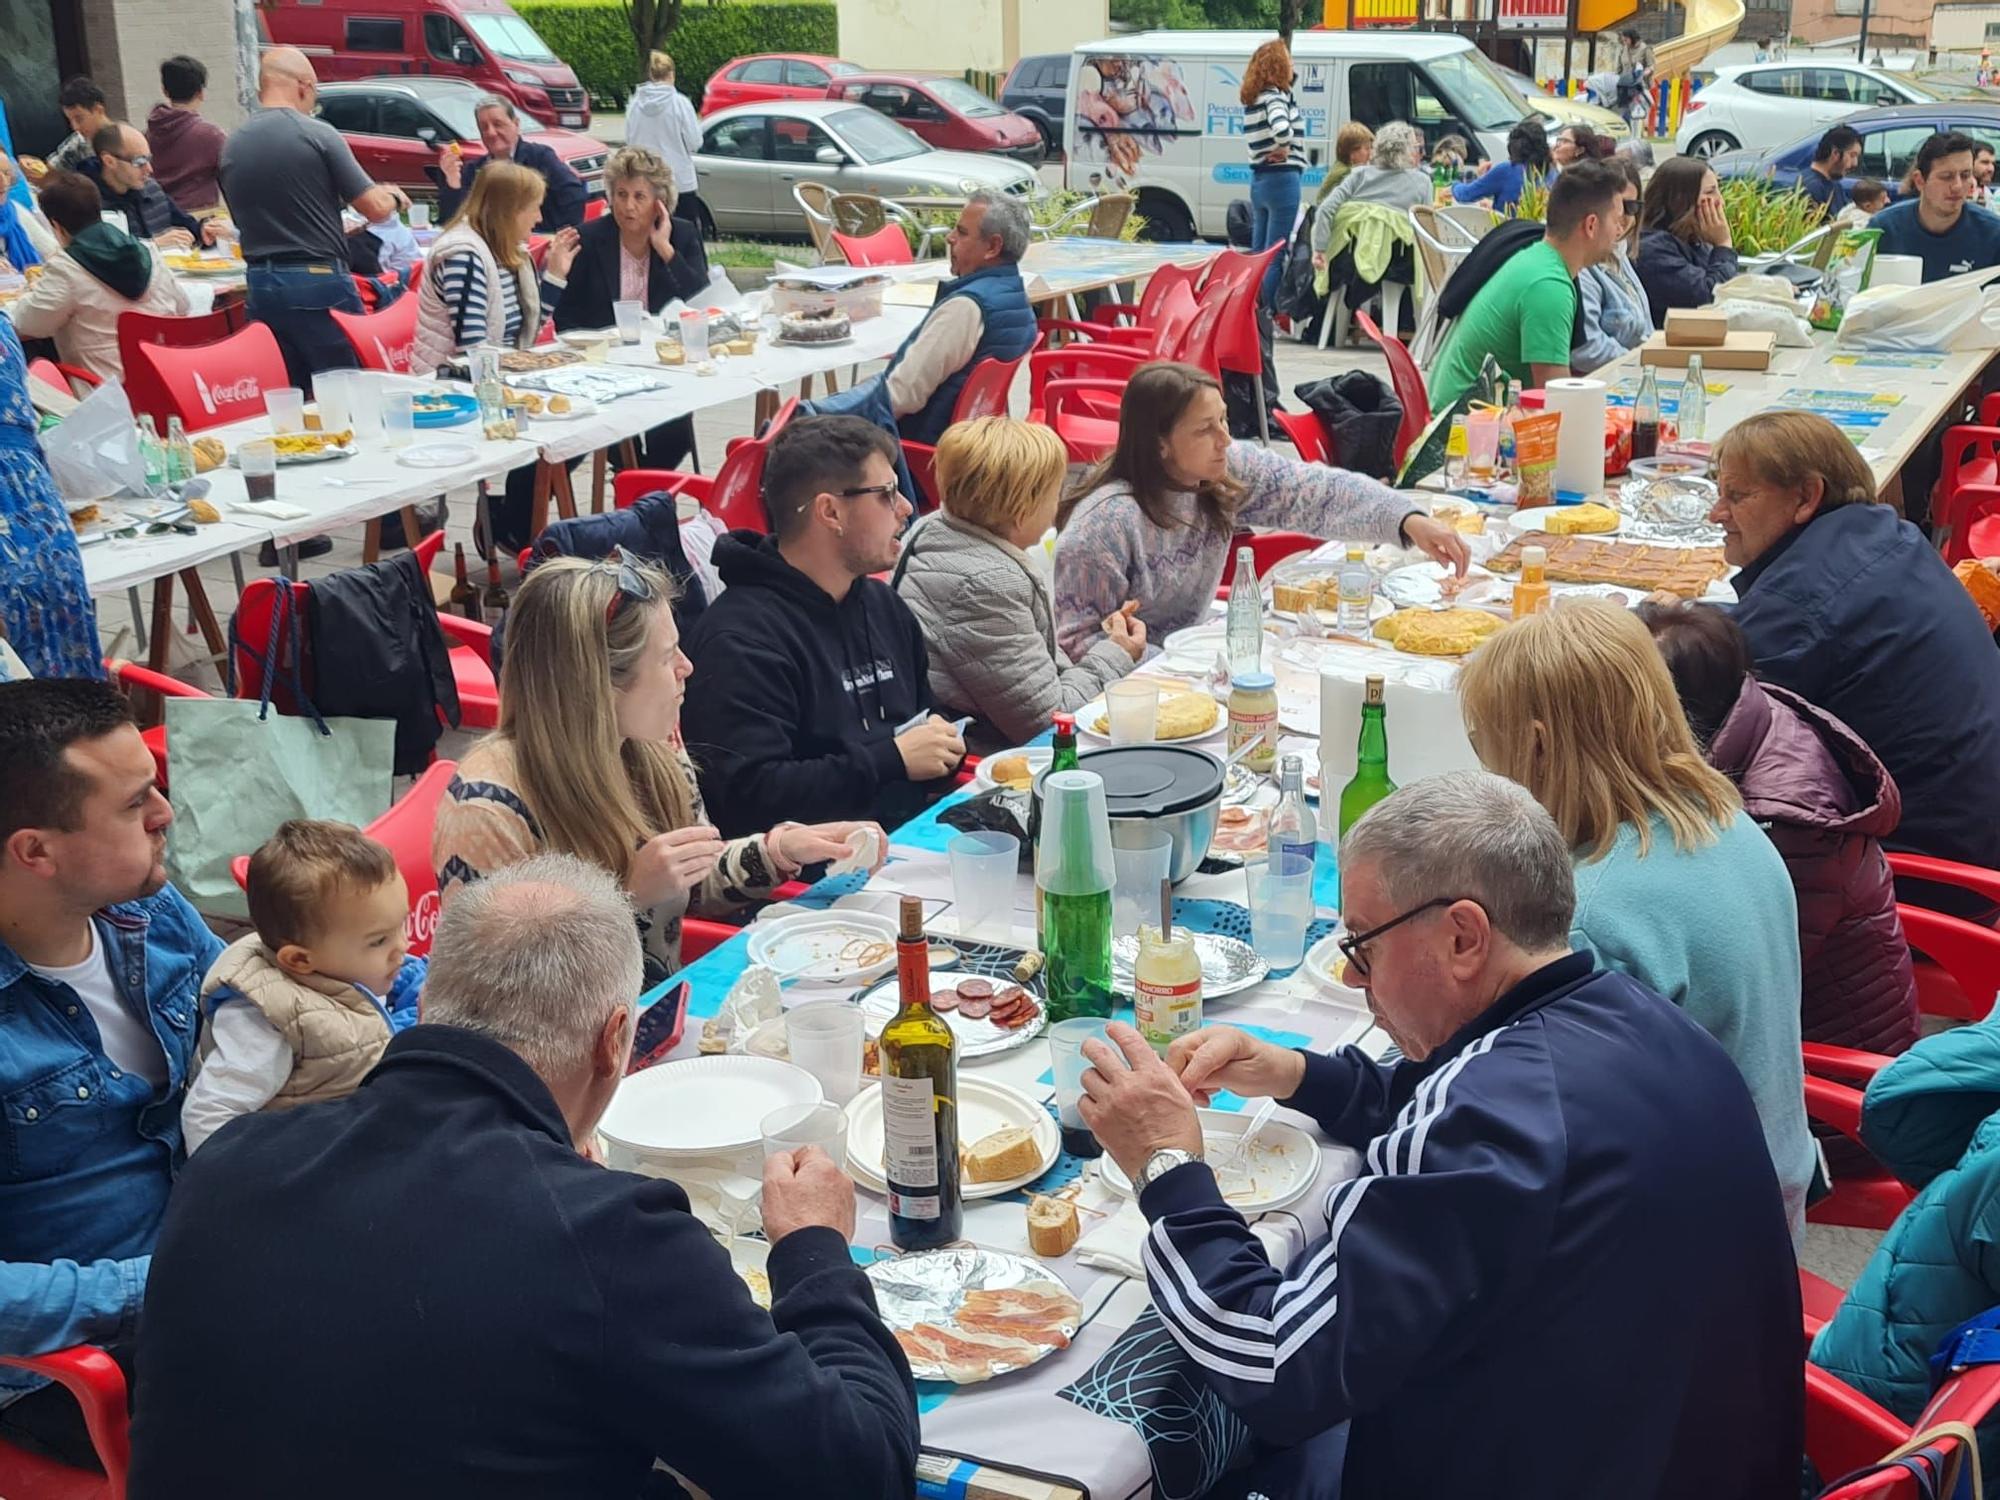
left=83, top=122, right=210, bottom=251
left=681, top=415, right=964, bottom=839
left=1077, top=772, right=1801, bottom=1500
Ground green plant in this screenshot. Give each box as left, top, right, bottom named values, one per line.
left=515, top=0, right=836, bottom=108
left=898, top=187, right=1147, bottom=255
left=1719, top=178, right=1822, bottom=256
left=1513, top=177, right=1549, bottom=223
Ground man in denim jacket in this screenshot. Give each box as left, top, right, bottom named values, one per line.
left=0, top=678, right=220, bottom=1466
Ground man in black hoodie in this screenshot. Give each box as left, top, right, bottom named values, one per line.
left=682, top=415, right=966, bottom=837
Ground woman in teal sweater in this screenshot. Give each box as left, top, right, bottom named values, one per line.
left=1459, top=599, right=1815, bottom=1245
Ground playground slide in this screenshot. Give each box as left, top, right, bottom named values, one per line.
left=1652, top=0, right=1746, bottom=78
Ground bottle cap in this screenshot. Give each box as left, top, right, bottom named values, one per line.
left=1052, top=711, right=1076, bottom=735
left=1345, top=544, right=1364, bottom=559
left=1523, top=544, right=1547, bottom=567
left=1231, top=671, right=1276, bottom=691
left=1363, top=674, right=1385, bottom=705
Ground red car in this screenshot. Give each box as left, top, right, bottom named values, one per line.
left=825, top=73, right=1045, bottom=163
left=700, top=53, right=862, bottom=117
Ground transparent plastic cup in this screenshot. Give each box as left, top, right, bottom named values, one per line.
left=313, top=370, right=355, bottom=436
left=761, top=1100, right=849, bottom=1162
left=1048, top=1018, right=1114, bottom=1157
left=264, top=386, right=306, bottom=435
left=614, top=299, right=646, bottom=344
left=1105, top=679, right=1160, bottom=746
left=783, top=1001, right=865, bottom=1107
left=949, top=830, right=1019, bottom=943
left=1111, top=827, right=1174, bottom=939
left=1247, top=853, right=1315, bottom=969
left=383, top=391, right=415, bottom=448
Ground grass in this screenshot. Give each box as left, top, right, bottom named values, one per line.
left=709, top=239, right=788, bottom=268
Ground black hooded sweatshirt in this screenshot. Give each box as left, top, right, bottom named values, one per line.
left=682, top=531, right=949, bottom=838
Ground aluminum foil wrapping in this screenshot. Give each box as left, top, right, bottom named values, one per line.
left=864, top=1248, right=1081, bottom=1383
left=508, top=366, right=669, bottom=402
left=1619, top=475, right=1726, bottom=545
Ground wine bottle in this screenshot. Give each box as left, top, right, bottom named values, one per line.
left=882, top=895, right=962, bottom=1252
left=1032, top=713, right=1080, bottom=949
left=449, top=544, right=480, bottom=622
left=1337, top=675, right=1396, bottom=838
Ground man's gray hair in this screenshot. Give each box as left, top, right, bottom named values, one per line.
left=968, top=190, right=1030, bottom=262
left=474, top=94, right=518, bottom=121
left=1340, top=771, right=1575, bottom=951
left=422, top=854, right=642, bottom=1074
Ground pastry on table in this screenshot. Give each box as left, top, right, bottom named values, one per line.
left=1542, top=502, right=1620, bottom=536
left=192, top=436, right=225, bottom=473
left=1488, top=531, right=1727, bottom=598
left=987, top=753, right=1034, bottom=792
left=1374, top=607, right=1503, bottom=657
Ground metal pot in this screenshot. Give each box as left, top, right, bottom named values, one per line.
left=1031, top=745, right=1223, bottom=884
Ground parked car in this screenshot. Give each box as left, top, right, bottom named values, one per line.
left=1708, top=100, right=2000, bottom=202
left=1675, top=62, right=1986, bottom=158
left=701, top=54, right=863, bottom=117
left=316, top=77, right=608, bottom=208
left=695, top=100, right=1038, bottom=237
left=1000, top=52, right=1072, bottom=155
left=826, top=73, right=1044, bottom=163
left=260, top=0, right=590, bottom=129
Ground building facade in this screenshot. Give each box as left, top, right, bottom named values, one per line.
left=836, top=0, right=1110, bottom=78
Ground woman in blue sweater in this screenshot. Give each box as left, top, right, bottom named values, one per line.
left=1452, top=116, right=1550, bottom=214
left=1459, top=598, right=1815, bottom=1245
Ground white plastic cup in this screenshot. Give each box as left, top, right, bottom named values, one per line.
left=1105, top=679, right=1160, bottom=746
left=1111, top=827, right=1175, bottom=940
left=761, top=1099, right=849, bottom=1161
left=408, top=201, right=432, bottom=230
left=680, top=308, right=709, bottom=361
left=313, top=370, right=355, bottom=436
left=239, top=437, right=277, bottom=501
left=264, top=386, right=306, bottom=435
left=949, top=830, right=1020, bottom=942
left=383, top=390, right=415, bottom=448
left=783, top=1002, right=865, bottom=1106
left=1048, top=1018, right=1114, bottom=1153
left=346, top=372, right=383, bottom=437
left=1247, top=853, right=1315, bottom=969
left=614, top=299, right=646, bottom=344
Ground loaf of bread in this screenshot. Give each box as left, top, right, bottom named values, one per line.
left=1027, top=1195, right=1079, bottom=1257
left=965, top=1126, right=1041, bottom=1183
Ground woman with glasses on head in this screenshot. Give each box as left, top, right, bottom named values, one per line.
left=1632, top=155, right=1740, bottom=325
left=1573, top=157, right=1652, bottom=373
left=431, top=557, right=884, bottom=984
left=1458, top=598, right=1815, bottom=1245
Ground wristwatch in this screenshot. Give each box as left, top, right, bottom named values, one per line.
left=1136, top=1147, right=1204, bottom=1191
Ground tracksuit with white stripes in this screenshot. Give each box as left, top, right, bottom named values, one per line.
left=1138, top=951, right=1804, bottom=1498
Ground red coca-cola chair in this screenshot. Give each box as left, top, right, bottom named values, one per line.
left=124, top=322, right=288, bottom=435
left=330, top=292, right=420, bottom=374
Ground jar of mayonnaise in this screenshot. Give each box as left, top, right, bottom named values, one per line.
left=1135, top=922, right=1203, bottom=1057
left=1227, top=671, right=1279, bottom=776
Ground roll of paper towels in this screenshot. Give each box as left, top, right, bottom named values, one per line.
left=1316, top=664, right=1482, bottom=842
left=1546, top=377, right=1608, bottom=500
left=1872, top=254, right=1923, bottom=289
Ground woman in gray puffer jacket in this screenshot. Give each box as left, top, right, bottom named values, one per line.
left=893, top=417, right=1144, bottom=753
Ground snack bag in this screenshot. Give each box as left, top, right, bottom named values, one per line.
left=1809, top=228, right=1882, bottom=332
left=1512, top=412, right=1562, bottom=506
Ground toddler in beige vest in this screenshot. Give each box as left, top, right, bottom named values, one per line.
left=182, top=820, right=426, bottom=1153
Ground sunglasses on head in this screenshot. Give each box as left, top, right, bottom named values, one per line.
left=1336, top=895, right=1473, bottom=979
left=600, top=553, right=649, bottom=626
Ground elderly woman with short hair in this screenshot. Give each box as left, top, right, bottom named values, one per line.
left=892, top=416, right=1143, bottom=751
left=549, top=144, right=708, bottom=470
left=1309, top=119, right=1428, bottom=329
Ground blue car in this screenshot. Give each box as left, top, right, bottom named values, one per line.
left=1708, top=100, right=2000, bottom=204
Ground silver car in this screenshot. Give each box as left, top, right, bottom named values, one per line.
left=695, top=100, right=1039, bottom=237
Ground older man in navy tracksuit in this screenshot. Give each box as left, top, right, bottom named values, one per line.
left=1080, top=771, right=1803, bottom=1500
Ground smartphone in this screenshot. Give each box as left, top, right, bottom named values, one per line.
left=627, top=982, right=690, bottom=1074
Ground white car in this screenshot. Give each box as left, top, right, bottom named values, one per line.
left=1675, top=63, right=1969, bottom=159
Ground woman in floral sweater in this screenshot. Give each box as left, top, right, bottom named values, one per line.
left=1053, top=362, right=1469, bottom=662
left=432, top=557, right=883, bottom=985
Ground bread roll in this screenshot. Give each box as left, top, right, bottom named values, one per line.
left=1027, top=1195, right=1079, bottom=1257
left=965, top=1126, right=1041, bottom=1183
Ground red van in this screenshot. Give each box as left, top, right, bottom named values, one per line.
left=260, top=0, right=591, bottom=129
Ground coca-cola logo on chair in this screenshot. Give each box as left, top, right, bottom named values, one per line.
left=406, top=888, right=441, bottom=951
left=192, top=370, right=263, bottom=413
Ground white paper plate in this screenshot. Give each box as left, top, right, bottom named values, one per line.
left=1157, top=621, right=1282, bottom=675
left=852, top=973, right=1046, bottom=1061
left=972, top=745, right=1051, bottom=795
left=744, top=910, right=898, bottom=985
left=1379, top=561, right=1502, bottom=610
left=729, top=1236, right=772, bottom=1309
left=1099, top=1107, right=1321, bottom=1214
left=396, top=441, right=481, bottom=469
left=846, top=1075, right=1058, bottom=1200
left=1507, top=505, right=1623, bottom=537
left=1302, top=929, right=1359, bottom=994
left=1074, top=687, right=1224, bottom=745
left=600, top=1053, right=822, bottom=1158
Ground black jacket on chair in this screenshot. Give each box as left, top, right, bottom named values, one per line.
left=305, top=550, right=460, bottom=776
left=551, top=214, right=709, bottom=332
left=126, top=1025, right=921, bottom=1500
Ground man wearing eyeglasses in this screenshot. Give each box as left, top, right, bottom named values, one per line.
left=83, top=123, right=211, bottom=251
left=1076, top=771, right=1801, bottom=1500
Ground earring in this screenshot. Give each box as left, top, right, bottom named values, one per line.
left=834, top=524, right=845, bottom=536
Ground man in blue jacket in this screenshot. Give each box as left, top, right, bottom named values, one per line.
left=1078, top=771, right=1803, bottom=1499
left=431, top=94, right=585, bottom=233
left=0, top=678, right=221, bottom=1468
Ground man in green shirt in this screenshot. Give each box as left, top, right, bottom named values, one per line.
left=1428, top=161, right=1631, bottom=410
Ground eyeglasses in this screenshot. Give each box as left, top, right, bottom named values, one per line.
left=838, top=480, right=903, bottom=505
left=1619, top=197, right=1639, bottom=216
left=601, top=553, right=649, bottom=626
left=1336, top=896, right=1470, bottom=979
left=109, top=153, right=152, bottom=168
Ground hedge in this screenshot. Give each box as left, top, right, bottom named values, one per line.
left=514, top=1, right=838, bottom=109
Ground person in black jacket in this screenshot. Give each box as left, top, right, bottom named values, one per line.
left=83, top=121, right=211, bottom=248
left=550, top=144, right=707, bottom=472
left=430, top=94, right=585, bottom=233
left=127, top=853, right=920, bottom=1500
left=1633, top=154, right=1741, bottom=325
left=681, top=415, right=966, bottom=837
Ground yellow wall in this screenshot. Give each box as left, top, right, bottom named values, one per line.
left=838, top=0, right=1110, bottom=72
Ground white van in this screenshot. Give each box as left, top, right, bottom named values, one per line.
left=1065, top=29, right=1546, bottom=240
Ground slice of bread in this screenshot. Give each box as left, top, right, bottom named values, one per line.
left=1026, top=1195, right=1080, bottom=1257
left=965, top=1126, right=1041, bottom=1183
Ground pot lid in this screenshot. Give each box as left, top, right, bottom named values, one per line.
left=1075, top=745, right=1224, bottom=819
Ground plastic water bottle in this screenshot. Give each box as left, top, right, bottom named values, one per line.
left=1226, top=546, right=1262, bottom=677
left=1268, top=755, right=1316, bottom=870
left=1335, top=544, right=1374, bottom=634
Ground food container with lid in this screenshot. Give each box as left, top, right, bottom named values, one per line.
left=1033, top=745, right=1223, bottom=884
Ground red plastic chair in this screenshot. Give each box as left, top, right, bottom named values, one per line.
left=1271, top=408, right=1330, bottom=465
left=1210, top=243, right=1284, bottom=444
left=126, top=322, right=288, bottom=436
left=1087, top=259, right=1203, bottom=329
left=584, top=199, right=608, bottom=221
left=611, top=397, right=802, bottom=532
left=1810, top=1361, right=2000, bottom=1496
left=0, top=1347, right=130, bottom=1500
left=902, top=348, right=1034, bottom=509
left=1027, top=286, right=1230, bottom=427
left=1801, top=1266, right=1847, bottom=1335
left=28, top=357, right=100, bottom=399
left=830, top=223, right=912, bottom=268
left=1932, top=394, right=2000, bottom=559
left=114, top=307, right=245, bottom=428
left=106, top=658, right=213, bottom=786
left=330, top=292, right=420, bottom=374
left=1887, top=852, right=2000, bottom=1023
left=1214, top=531, right=1322, bottom=600
left=1802, top=1043, right=1916, bottom=1230
left=1039, top=279, right=1198, bottom=356
left=227, top=757, right=459, bottom=958
left=1355, top=309, right=1430, bottom=468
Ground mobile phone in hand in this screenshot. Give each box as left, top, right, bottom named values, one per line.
left=627, top=982, right=690, bottom=1074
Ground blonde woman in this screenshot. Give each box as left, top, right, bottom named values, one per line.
left=1457, top=599, right=1815, bottom=1244
left=432, top=557, right=884, bottom=983
left=1311, top=121, right=1374, bottom=209
left=893, top=418, right=1143, bottom=751
left=623, top=52, right=706, bottom=235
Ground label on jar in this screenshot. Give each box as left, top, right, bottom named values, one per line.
left=1136, top=974, right=1203, bottom=1053
left=1228, top=706, right=1279, bottom=772
left=881, top=1074, right=940, bottom=1217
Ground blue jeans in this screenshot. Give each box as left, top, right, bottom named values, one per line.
left=245, top=262, right=364, bottom=394
left=802, top=375, right=918, bottom=500
left=1249, top=168, right=1302, bottom=308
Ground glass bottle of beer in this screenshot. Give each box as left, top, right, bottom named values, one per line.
left=481, top=550, right=509, bottom=628
left=1337, top=675, right=1396, bottom=838
left=882, top=896, right=962, bottom=1251
left=449, top=543, right=480, bottom=621
left=1632, top=367, right=1661, bottom=462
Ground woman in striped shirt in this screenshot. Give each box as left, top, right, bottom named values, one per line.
left=1241, top=38, right=1301, bottom=309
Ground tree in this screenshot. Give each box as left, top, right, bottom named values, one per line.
left=621, top=0, right=683, bottom=72
left=1278, top=0, right=1305, bottom=42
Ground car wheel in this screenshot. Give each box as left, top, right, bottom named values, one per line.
left=1134, top=189, right=1193, bottom=244
left=1032, top=115, right=1057, bottom=160
left=1687, top=130, right=1740, bottom=159
left=698, top=201, right=718, bottom=242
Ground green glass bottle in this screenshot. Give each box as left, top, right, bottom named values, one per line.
left=1337, top=675, right=1396, bottom=838
left=1040, top=770, right=1115, bottom=1023
left=1032, top=714, right=1080, bottom=949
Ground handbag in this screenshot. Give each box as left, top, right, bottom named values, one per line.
left=163, top=583, right=394, bottom=919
